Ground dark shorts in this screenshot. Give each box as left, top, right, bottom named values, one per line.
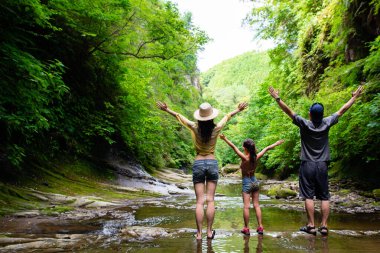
left=299, top=161, right=330, bottom=200
left=242, top=176, right=258, bottom=193
left=192, top=159, right=219, bottom=184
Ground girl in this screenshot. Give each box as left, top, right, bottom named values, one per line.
left=219, top=134, right=284, bottom=235
left=157, top=101, right=247, bottom=240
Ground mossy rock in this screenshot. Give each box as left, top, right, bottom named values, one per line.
left=41, top=205, right=74, bottom=215
left=337, top=189, right=351, bottom=196
left=267, top=185, right=297, bottom=198
left=373, top=189, right=380, bottom=200
left=360, top=191, right=374, bottom=198
left=255, top=173, right=268, bottom=180
left=221, top=164, right=240, bottom=174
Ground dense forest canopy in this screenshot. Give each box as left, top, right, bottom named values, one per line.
left=0, top=0, right=207, bottom=173
left=0, top=0, right=379, bottom=188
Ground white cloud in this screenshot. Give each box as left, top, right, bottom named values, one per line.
left=170, top=0, right=274, bottom=71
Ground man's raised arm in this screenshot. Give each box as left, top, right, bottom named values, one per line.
left=336, top=85, right=364, bottom=116
left=268, top=86, right=296, bottom=119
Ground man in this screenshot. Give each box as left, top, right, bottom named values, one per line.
left=268, top=85, right=364, bottom=235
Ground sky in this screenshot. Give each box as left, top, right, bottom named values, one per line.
left=170, top=0, right=274, bottom=72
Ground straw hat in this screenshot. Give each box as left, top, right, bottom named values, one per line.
left=194, top=103, right=219, bottom=121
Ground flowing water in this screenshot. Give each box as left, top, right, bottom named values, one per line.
left=1, top=178, right=380, bottom=252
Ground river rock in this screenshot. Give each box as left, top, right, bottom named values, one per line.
left=28, top=192, right=49, bottom=201
left=331, top=230, right=361, bottom=236
left=108, top=158, right=154, bottom=180
left=175, top=183, right=188, bottom=190
left=0, top=238, right=83, bottom=252
left=0, top=237, right=37, bottom=245
left=70, top=198, right=94, bottom=207
left=361, top=230, right=380, bottom=236
left=221, top=164, right=240, bottom=175
left=13, top=211, right=40, bottom=218
left=84, top=200, right=119, bottom=208
left=121, top=226, right=173, bottom=241
left=106, top=184, right=140, bottom=192
left=267, top=185, right=297, bottom=199
left=372, top=189, right=380, bottom=200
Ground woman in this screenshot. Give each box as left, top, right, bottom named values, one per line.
left=219, top=133, right=284, bottom=235
left=157, top=101, right=248, bottom=240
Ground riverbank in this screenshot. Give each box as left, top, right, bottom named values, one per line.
left=0, top=158, right=192, bottom=217
left=1, top=168, right=380, bottom=252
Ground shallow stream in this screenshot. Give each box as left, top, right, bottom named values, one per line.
left=1, top=178, right=379, bottom=252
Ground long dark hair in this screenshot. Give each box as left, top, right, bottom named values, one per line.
left=243, top=138, right=257, bottom=164
left=198, top=120, right=216, bottom=143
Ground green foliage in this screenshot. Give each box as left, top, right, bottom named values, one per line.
left=203, top=0, right=379, bottom=184
left=201, top=51, right=270, bottom=111
left=0, top=0, right=208, bottom=172
left=243, top=0, right=380, bottom=182
left=373, top=189, right=380, bottom=199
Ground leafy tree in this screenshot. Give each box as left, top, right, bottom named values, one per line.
left=0, top=0, right=208, bottom=173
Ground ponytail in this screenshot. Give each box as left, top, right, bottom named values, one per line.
left=243, top=139, right=257, bottom=164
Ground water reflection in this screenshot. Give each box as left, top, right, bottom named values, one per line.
left=321, top=237, right=329, bottom=253
left=243, top=235, right=263, bottom=253
left=243, top=235, right=250, bottom=253
left=207, top=239, right=215, bottom=253
left=307, top=236, right=316, bottom=252
left=196, top=239, right=215, bottom=253
left=305, top=236, right=329, bottom=253
left=257, top=235, right=263, bottom=253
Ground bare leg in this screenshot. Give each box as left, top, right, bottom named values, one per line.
left=206, top=180, right=217, bottom=238
left=194, top=182, right=205, bottom=239
left=305, top=199, right=315, bottom=227
left=321, top=200, right=330, bottom=227
left=252, top=190, right=262, bottom=227
left=242, top=192, right=251, bottom=228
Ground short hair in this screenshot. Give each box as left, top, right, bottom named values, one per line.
left=309, top=102, right=324, bottom=124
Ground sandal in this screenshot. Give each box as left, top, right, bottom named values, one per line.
left=300, top=225, right=316, bottom=235
left=318, top=226, right=329, bottom=236
left=207, top=230, right=216, bottom=240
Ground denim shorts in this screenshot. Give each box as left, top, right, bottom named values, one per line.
left=242, top=176, right=258, bottom=193
left=192, top=159, right=219, bottom=183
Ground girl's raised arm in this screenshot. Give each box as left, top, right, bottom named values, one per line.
left=257, top=140, right=284, bottom=159
left=219, top=133, right=247, bottom=161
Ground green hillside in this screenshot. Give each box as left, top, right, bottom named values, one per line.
left=201, top=51, right=271, bottom=110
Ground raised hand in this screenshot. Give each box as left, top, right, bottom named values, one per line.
left=238, top=102, right=248, bottom=111
left=276, top=139, right=285, bottom=145
left=156, top=101, right=168, bottom=111
left=352, top=85, right=364, bottom=98
left=219, top=133, right=227, bottom=140
left=268, top=86, right=280, bottom=99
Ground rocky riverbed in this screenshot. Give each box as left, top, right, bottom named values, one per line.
left=259, top=179, right=380, bottom=214
left=1, top=165, right=380, bottom=252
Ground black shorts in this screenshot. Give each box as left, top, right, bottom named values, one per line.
left=299, top=161, right=330, bottom=200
